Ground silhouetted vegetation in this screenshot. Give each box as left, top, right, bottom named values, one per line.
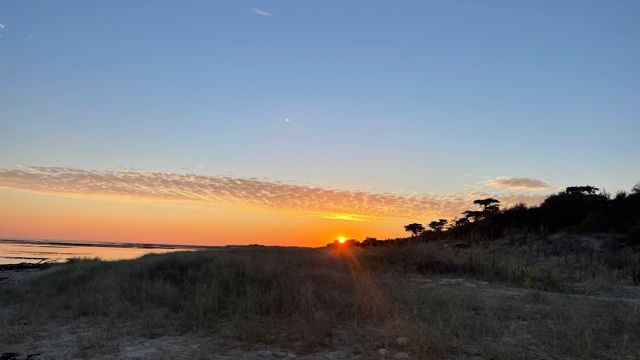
left=473, top=198, right=500, bottom=212
left=400, top=182, right=639, bottom=245
left=428, top=219, right=447, bottom=232
left=404, top=223, right=425, bottom=237
left=328, top=181, right=640, bottom=255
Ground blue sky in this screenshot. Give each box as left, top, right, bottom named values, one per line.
left=1, top=0, right=639, bottom=194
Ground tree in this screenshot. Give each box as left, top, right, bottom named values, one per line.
left=463, top=210, right=485, bottom=222
left=361, top=237, right=379, bottom=247
left=473, top=198, right=500, bottom=212
left=632, top=182, right=640, bottom=194
left=404, top=223, right=425, bottom=237
left=566, top=185, right=599, bottom=195
left=428, top=219, right=448, bottom=232
left=455, top=217, right=470, bottom=227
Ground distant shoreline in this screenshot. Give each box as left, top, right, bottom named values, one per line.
left=0, top=237, right=223, bottom=251
left=0, top=238, right=297, bottom=266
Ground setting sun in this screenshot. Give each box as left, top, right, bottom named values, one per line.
left=0, top=1, right=637, bottom=358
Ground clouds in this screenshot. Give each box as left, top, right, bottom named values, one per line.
left=486, top=176, right=554, bottom=191
left=0, top=166, right=547, bottom=220
left=251, top=8, right=271, bottom=16
left=0, top=23, right=5, bottom=30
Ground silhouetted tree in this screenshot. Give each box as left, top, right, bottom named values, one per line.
left=404, top=223, right=425, bottom=237
left=565, top=185, right=599, bottom=195
left=364, top=180, right=640, bottom=246
left=473, top=198, right=500, bottom=212
left=463, top=210, right=485, bottom=222
left=361, top=237, right=379, bottom=247
left=326, top=239, right=361, bottom=248
left=428, top=219, right=448, bottom=232
left=345, top=239, right=360, bottom=247
left=541, top=187, right=608, bottom=231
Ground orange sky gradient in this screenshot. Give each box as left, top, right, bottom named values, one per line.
left=1, top=1, right=638, bottom=249
left=0, top=167, right=550, bottom=247
left=0, top=187, right=406, bottom=247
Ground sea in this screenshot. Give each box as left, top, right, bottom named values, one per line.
left=0, top=238, right=209, bottom=265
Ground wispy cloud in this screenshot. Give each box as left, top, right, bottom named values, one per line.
left=251, top=8, right=271, bottom=16
left=486, top=176, right=554, bottom=191
left=0, top=23, right=5, bottom=30
left=0, top=166, right=546, bottom=220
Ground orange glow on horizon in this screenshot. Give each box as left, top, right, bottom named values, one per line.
left=0, top=187, right=406, bottom=247
left=0, top=177, right=547, bottom=247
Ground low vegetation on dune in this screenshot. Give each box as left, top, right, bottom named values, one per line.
left=359, top=234, right=640, bottom=288
left=2, top=235, right=639, bottom=359
left=0, top=248, right=396, bottom=345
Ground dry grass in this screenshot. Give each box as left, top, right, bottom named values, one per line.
left=381, top=276, right=640, bottom=359
left=0, top=247, right=396, bottom=347
left=1, top=237, right=639, bottom=359
left=357, top=234, right=640, bottom=288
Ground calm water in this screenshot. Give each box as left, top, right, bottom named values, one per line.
left=0, top=239, right=199, bottom=265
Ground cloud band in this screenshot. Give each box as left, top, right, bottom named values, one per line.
left=486, top=176, right=554, bottom=191
left=0, top=166, right=547, bottom=220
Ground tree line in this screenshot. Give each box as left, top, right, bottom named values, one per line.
left=328, top=182, right=640, bottom=248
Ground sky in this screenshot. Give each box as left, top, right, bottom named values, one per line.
left=0, top=1, right=638, bottom=246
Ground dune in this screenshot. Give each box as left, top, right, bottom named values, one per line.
left=1, top=235, right=638, bottom=359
